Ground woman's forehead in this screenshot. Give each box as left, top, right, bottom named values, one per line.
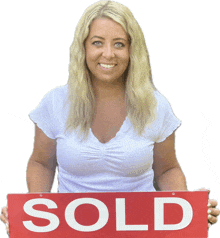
left=88, top=18, right=128, bottom=40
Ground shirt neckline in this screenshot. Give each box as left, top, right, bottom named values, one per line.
left=89, top=116, right=128, bottom=145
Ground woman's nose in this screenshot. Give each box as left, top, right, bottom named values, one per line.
left=102, top=44, right=115, bottom=59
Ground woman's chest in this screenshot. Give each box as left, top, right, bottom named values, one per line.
left=91, top=101, right=127, bottom=144
left=57, top=133, right=154, bottom=176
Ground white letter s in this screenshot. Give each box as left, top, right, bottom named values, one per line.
left=23, top=198, right=59, bottom=232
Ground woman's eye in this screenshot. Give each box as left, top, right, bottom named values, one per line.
left=92, top=41, right=125, bottom=48
left=92, top=41, right=102, bottom=46
left=115, top=42, right=124, bottom=48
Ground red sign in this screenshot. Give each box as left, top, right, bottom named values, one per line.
left=7, top=191, right=208, bottom=238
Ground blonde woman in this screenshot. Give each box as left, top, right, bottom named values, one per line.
left=1, top=0, right=219, bottom=235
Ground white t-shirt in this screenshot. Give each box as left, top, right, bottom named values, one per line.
left=29, top=85, right=181, bottom=193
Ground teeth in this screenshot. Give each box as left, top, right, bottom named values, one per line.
left=100, top=64, right=115, bottom=69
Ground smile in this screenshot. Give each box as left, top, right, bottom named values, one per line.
left=99, top=63, right=117, bottom=69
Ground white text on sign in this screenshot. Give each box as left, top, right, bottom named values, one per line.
left=22, top=197, right=193, bottom=233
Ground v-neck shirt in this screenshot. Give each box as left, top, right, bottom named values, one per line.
left=29, top=84, right=181, bottom=193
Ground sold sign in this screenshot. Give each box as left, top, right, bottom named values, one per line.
left=7, top=191, right=208, bottom=238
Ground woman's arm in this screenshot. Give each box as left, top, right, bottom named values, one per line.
left=26, top=124, right=57, bottom=193
left=153, top=131, right=187, bottom=191
left=0, top=125, right=57, bottom=235
left=153, top=132, right=219, bottom=226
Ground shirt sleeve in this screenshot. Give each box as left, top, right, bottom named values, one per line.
left=154, top=91, right=181, bottom=143
left=28, top=89, right=56, bottom=139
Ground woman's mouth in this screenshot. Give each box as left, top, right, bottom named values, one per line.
left=99, top=63, right=117, bottom=69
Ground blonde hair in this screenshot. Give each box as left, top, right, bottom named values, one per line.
left=66, top=0, right=157, bottom=141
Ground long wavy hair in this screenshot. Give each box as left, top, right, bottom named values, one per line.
left=66, top=0, right=157, bottom=141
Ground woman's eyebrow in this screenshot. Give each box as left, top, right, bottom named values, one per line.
left=113, top=37, right=127, bottom=42
left=90, top=36, right=104, bottom=40
left=90, top=36, right=127, bottom=41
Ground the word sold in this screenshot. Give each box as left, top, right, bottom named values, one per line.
left=22, top=197, right=193, bottom=233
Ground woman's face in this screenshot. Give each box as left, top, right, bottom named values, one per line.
left=85, top=18, right=130, bottom=85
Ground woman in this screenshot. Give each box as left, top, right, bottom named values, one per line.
left=1, top=0, right=219, bottom=235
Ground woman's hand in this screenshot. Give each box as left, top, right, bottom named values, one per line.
left=198, top=188, right=219, bottom=228
left=208, top=199, right=219, bottom=228
left=0, top=206, right=9, bottom=235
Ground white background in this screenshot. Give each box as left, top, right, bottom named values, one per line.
left=0, top=0, right=219, bottom=237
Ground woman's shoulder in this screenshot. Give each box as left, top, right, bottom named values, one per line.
left=154, top=90, right=171, bottom=110
left=48, top=84, right=68, bottom=97
left=42, top=84, right=68, bottom=105
left=35, top=84, right=69, bottom=115
left=153, top=89, right=180, bottom=124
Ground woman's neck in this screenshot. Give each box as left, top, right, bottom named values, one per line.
left=92, top=79, right=126, bottom=101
